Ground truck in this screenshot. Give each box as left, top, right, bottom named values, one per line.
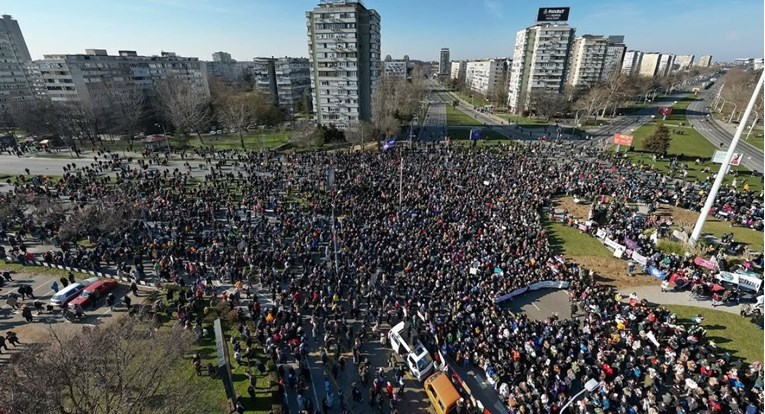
left=388, top=321, right=434, bottom=381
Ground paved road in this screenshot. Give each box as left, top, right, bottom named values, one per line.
left=687, top=85, right=764, bottom=172
left=418, top=90, right=447, bottom=142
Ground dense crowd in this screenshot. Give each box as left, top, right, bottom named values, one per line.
left=1, top=142, right=762, bottom=413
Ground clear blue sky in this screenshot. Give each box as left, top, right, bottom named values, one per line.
left=5, top=0, right=763, bottom=62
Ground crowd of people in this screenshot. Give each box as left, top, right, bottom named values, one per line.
left=0, top=141, right=762, bottom=413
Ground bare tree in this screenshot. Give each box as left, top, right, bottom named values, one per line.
left=157, top=78, right=212, bottom=144
left=0, top=318, right=206, bottom=414
left=344, top=120, right=377, bottom=148
left=372, top=76, right=425, bottom=141
left=103, top=86, right=147, bottom=151
left=528, top=90, right=570, bottom=120
left=573, top=86, right=608, bottom=125
left=289, top=120, right=321, bottom=147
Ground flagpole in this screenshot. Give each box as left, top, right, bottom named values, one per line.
left=398, top=148, right=404, bottom=210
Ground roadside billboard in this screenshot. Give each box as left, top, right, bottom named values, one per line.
left=613, top=133, right=634, bottom=146
left=712, top=150, right=742, bottom=166
left=537, top=7, right=570, bottom=22
left=658, top=107, right=673, bottom=117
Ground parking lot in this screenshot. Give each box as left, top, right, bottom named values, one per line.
left=0, top=267, right=141, bottom=361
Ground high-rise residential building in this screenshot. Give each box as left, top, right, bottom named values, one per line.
left=30, top=49, right=209, bottom=105
left=602, top=36, right=626, bottom=79
left=274, top=57, right=311, bottom=112
left=696, top=55, right=713, bottom=67
left=212, top=51, right=233, bottom=62
left=383, top=60, right=407, bottom=79
left=439, top=48, right=450, bottom=75
left=253, top=57, right=278, bottom=106
left=0, top=14, right=35, bottom=112
left=637, top=52, right=662, bottom=77
left=306, top=0, right=381, bottom=129
left=567, top=35, right=608, bottom=89
left=507, top=22, right=575, bottom=113
left=621, top=50, right=643, bottom=76
left=465, top=59, right=506, bottom=97
left=450, top=61, right=466, bottom=81
left=672, top=54, right=694, bottom=71
left=657, top=54, right=675, bottom=77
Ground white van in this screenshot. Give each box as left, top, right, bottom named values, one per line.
left=50, top=276, right=99, bottom=307
left=388, top=321, right=434, bottom=381
left=50, top=283, right=85, bottom=307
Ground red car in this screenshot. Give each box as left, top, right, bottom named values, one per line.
left=68, top=279, right=118, bottom=309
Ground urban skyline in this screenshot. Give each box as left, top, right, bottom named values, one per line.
left=3, top=0, right=762, bottom=63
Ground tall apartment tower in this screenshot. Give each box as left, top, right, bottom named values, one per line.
left=656, top=54, right=675, bottom=77
left=507, top=22, right=575, bottom=113
left=567, top=35, right=608, bottom=89
left=638, top=52, right=662, bottom=77
left=0, top=14, right=35, bottom=112
left=439, top=48, right=450, bottom=75
left=212, top=51, right=233, bottom=62
left=696, top=55, right=713, bottom=67
left=306, top=0, right=381, bottom=129
left=602, top=36, right=626, bottom=79
left=621, top=50, right=643, bottom=76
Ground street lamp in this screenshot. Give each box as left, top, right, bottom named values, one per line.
left=727, top=103, right=739, bottom=124
left=155, top=123, right=169, bottom=151
left=560, top=379, right=601, bottom=412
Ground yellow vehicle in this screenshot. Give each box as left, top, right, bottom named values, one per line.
left=424, top=371, right=461, bottom=414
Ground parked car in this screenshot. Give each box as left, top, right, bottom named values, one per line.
left=68, top=279, right=118, bottom=309
left=49, top=276, right=99, bottom=308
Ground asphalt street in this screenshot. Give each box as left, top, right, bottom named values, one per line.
left=417, top=90, right=447, bottom=142
left=687, top=85, right=764, bottom=172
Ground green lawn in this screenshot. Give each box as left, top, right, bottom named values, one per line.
left=542, top=218, right=612, bottom=258
left=453, top=91, right=491, bottom=108
left=666, top=305, right=764, bottom=364
left=496, top=113, right=551, bottom=127
left=445, top=104, right=481, bottom=126
left=701, top=217, right=764, bottom=249
left=446, top=127, right=507, bottom=141
left=744, top=128, right=764, bottom=151
left=172, top=131, right=290, bottom=151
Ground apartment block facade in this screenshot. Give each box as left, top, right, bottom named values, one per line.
left=637, top=53, right=662, bottom=77
left=602, top=36, right=626, bottom=79
left=696, top=55, right=713, bottom=67
left=567, top=35, right=608, bottom=89
left=621, top=50, right=643, bottom=76
left=383, top=60, right=407, bottom=79
left=656, top=54, right=675, bottom=77
left=306, top=0, right=381, bottom=129
left=507, top=22, right=575, bottom=113
left=31, top=49, right=209, bottom=106
left=465, top=59, right=506, bottom=96
left=439, top=48, right=450, bottom=75
left=0, top=14, right=34, bottom=112
left=673, top=54, right=695, bottom=71
left=450, top=61, right=466, bottom=81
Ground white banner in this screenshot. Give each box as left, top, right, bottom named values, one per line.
left=714, top=271, right=762, bottom=292
left=495, top=287, right=529, bottom=303
left=712, top=150, right=742, bottom=166
left=596, top=228, right=607, bottom=239
left=631, top=251, right=648, bottom=266
left=604, top=238, right=625, bottom=252
left=528, top=280, right=571, bottom=290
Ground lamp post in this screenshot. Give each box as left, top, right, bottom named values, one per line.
left=560, top=379, right=601, bottom=413
left=727, top=103, right=739, bottom=124
left=155, top=123, right=169, bottom=151
left=690, top=71, right=764, bottom=245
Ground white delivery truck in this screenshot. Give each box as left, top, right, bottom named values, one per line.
left=388, top=321, right=434, bottom=381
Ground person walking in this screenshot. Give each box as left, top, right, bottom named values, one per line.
left=6, top=331, right=19, bottom=347
left=0, top=334, right=8, bottom=353
left=51, top=281, right=60, bottom=293
left=123, top=294, right=132, bottom=311
left=106, top=293, right=116, bottom=311
left=21, top=306, right=33, bottom=323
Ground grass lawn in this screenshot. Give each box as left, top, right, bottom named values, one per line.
left=172, top=131, right=290, bottom=151
left=666, top=305, right=764, bottom=364
left=447, top=127, right=507, bottom=141
left=542, top=218, right=613, bottom=258
left=743, top=128, right=764, bottom=151
left=453, top=91, right=491, bottom=108
left=701, top=217, right=763, bottom=249
left=445, top=104, right=481, bottom=126
left=496, top=113, right=551, bottom=127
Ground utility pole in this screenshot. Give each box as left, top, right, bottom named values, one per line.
left=690, top=72, right=764, bottom=245
left=398, top=149, right=404, bottom=210
left=712, top=83, right=724, bottom=109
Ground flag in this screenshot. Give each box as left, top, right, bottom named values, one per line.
left=383, top=138, right=397, bottom=151
left=470, top=129, right=482, bottom=141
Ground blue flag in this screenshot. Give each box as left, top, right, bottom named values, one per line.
left=470, top=129, right=482, bottom=141
left=383, top=138, right=397, bottom=150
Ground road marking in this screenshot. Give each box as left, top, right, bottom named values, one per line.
left=531, top=302, right=541, bottom=311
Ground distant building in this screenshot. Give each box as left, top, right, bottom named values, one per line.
left=306, top=0, right=381, bottom=129
left=450, top=61, right=466, bottom=81
left=696, top=55, right=713, bottom=67
left=638, top=53, right=662, bottom=77
left=621, top=50, right=643, bottom=76
left=656, top=54, right=675, bottom=77
left=602, top=36, right=626, bottom=79
left=274, top=57, right=311, bottom=112
left=212, top=51, right=233, bottom=62
left=507, top=21, right=575, bottom=113
left=755, top=58, right=764, bottom=71
left=383, top=60, right=407, bottom=79
left=567, top=35, right=608, bottom=89
left=30, top=49, right=209, bottom=106
left=439, top=48, right=450, bottom=75
left=0, top=15, right=35, bottom=112
left=673, top=54, right=695, bottom=71
left=465, top=59, right=506, bottom=96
